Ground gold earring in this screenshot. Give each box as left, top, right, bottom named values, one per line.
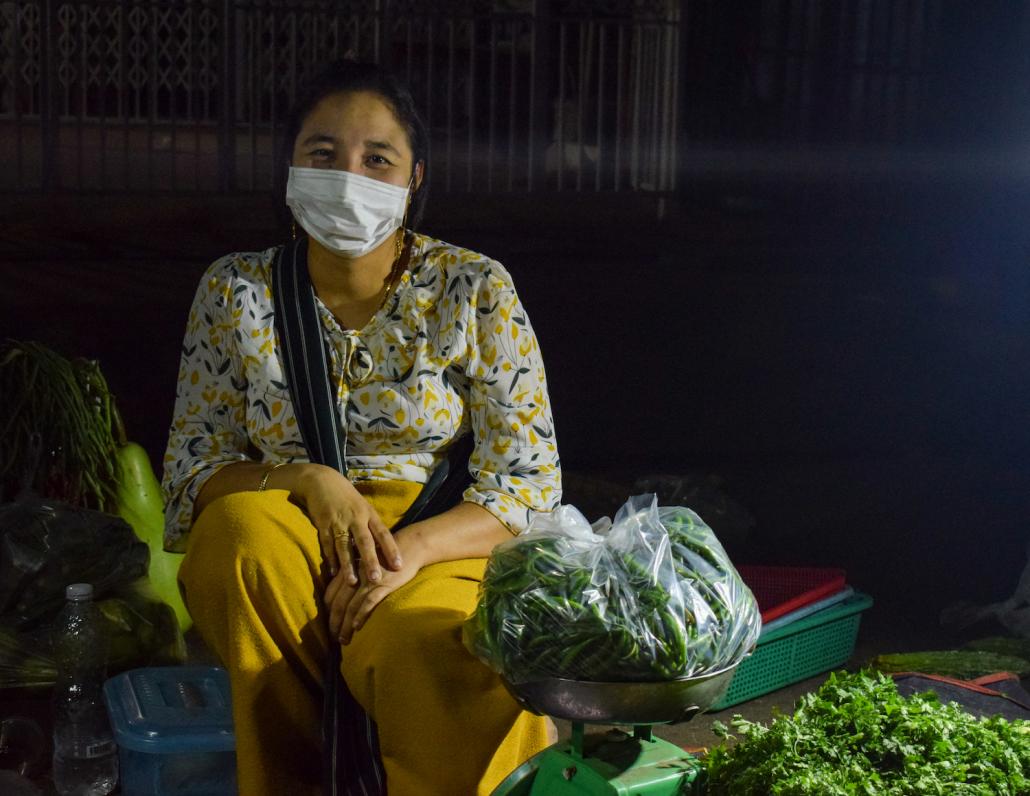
left=291, top=220, right=297, bottom=241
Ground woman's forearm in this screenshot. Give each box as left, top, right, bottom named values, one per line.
left=193, top=460, right=317, bottom=519
left=395, top=501, right=514, bottom=568
left=195, top=464, right=514, bottom=574
left=196, top=461, right=406, bottom=583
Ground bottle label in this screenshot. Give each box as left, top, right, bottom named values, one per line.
left=84, top=739, right=116, bottom=758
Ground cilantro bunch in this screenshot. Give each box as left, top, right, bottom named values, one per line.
left=705, top=670, right=1030, bottom=795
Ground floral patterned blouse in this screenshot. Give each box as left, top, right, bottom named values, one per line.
left=161, top=233, right=562, bottom=552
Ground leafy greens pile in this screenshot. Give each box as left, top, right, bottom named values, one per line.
left=464, top=495, right=759, bottom=683
left=704, top=670, right=1030, bottom=795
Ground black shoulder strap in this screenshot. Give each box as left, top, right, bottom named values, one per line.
left=270, top=236, right=475, bottom=796
left=270, top=236, right=348, bottom=472
left=395, top=432, right=475, bottom=527
left=271, top=238, right=385, bottom=796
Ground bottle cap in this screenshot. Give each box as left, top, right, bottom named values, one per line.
left=65, top=583, right=93, bottom=601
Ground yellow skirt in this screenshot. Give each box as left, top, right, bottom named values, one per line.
left=178, top=483, right=549, bottom=796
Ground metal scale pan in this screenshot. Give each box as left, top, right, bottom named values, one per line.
left=503, top=663, right=738, bottom=726
left=492, top=665, right=740, bottom=796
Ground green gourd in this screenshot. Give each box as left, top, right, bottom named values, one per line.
left=114, top=439, right=191, bottom=632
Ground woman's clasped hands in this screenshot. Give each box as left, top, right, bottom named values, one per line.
left=292, top=463, right=421, bottom=644
left=324, top=542, right=424, bottom=645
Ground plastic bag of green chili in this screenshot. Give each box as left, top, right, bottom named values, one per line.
left=463, top=494, right=760, bottom=683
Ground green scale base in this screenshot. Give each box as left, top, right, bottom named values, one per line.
left=493, top=724, right=703, bottom=796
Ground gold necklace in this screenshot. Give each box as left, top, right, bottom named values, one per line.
left=376, top=229, right=408, bottom=314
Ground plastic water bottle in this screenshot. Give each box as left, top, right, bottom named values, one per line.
left=51, top=583, right=118, bottom=796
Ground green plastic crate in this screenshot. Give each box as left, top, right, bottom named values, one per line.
left=711, top=592, right=873, bottom=710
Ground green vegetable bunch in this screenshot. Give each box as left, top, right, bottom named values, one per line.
left=704, top=670, right=1030, bottom=795
left=0, top=340, right=122, bottom=509
left=464, top=497, right=759, bottom=683
left=0, top=624, right=54, bottom=689
left=870, top=649, right=1030, bottom=679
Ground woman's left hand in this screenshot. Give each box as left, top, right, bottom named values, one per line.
left=324, top=533, right=426, bottom=645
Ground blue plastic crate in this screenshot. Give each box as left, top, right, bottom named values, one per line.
left=103, top=666, right=237, bottom=796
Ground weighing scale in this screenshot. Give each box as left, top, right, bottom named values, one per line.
left=491, top=664, right=737, bottom=795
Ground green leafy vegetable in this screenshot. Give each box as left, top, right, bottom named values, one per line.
left=704, top=670, right=1030, bottom=795
left=0, top=341, right=120, bottom=508
left=0, top=624, right=54, bottom=689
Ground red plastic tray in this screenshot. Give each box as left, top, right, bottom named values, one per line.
left=736, top=565, right=848, bottom=624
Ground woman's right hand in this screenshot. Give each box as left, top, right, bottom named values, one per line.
left=288, top=463, right=404, bottom=584
left=196, top=459, right=403, bottom=583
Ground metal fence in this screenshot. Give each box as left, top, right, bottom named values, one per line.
left=0, top=0, right=681, bottom=193
left=0, top=0, right=943, bottom=195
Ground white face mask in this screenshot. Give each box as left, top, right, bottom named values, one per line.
left=286, top=166, right=411, bottom=258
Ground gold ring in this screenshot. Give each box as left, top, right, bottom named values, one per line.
left=332, top=529, right=350, bottom=542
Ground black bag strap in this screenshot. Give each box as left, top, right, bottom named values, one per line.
left=395, top=431, right=475, bottom=527
left=271, top=238, right=385, bottom=796
left=270, top=236, right=347, bottom=471
left=271, top=237, right=474, bottom=796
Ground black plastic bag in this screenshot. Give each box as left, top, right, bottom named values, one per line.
left=0, top=498, right=149, bottom=628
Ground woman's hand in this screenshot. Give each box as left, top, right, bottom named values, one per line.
left=195, top=459, right=404, bottom=583
left=324, top=533, right=427, bottom=644
left=322, top=502, right=511, bottom=645
left=290, top=463, right=403, bottom=585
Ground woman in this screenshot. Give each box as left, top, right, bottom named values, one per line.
left=161, top=60, right=561, bottom=795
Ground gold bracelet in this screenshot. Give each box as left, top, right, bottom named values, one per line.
left=257, top=461, right=288, bottom=492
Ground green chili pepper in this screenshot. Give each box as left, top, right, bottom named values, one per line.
left=464, top=506, right=760, bottom=683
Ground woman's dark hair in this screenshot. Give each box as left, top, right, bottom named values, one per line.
left=274, top=59, right=430, bottom=234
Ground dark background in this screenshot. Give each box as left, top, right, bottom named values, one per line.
left=4, top=1, right=1030, bottom=635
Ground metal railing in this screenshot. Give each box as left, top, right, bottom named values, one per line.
left=0, top=0, right=681, bottom=193
left=0, top=0, right=943, bottom=195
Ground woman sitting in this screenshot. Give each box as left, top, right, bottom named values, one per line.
left=161, top=59, right=561, bottom=795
